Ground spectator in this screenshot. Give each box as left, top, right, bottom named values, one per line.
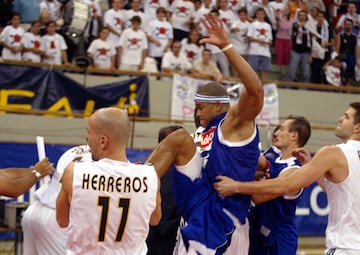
left=193, top=0, right=212, bottom=34
left=87, top=27, right=116, bottom=70
left=269, top=0, right=286, bottom=20
left=83, top=0, right=103, bottom=48
left=118, top=15, right=148, bottom=70
left=274, top=6, right=292, bottom=79
left=288, top=0, right=306, bottom=20
left=180, top=29, right=203, bottom=64
left=39, top=0, right=62, bottom=30
left=309, top=11, right=335, bottom=84
left=42, top=20, right=70, bottom=65
left=247, top=7, right=273, bottom=84
left=230, top=7, right=250, bottom=60
left=161, top=40, right=193, bottom=76
left=0, top=13, right=24, bottom=61
left=103, top=0, right=127, bottom=48
left=335, top=18, right=358, bottom=85
left=22, top=20, right=44, bottom=62
left=335, top=2, right=360, bottom=36
left=143, top=0, right=170, bottom=24
left=13, top=0, right=40, bottom=29
left=323, top=56, right=347, bottom=86
left=147, top=7, right=174, bottom=72
left=218, top=0, right=237, bottom=33
left=192, top=48, right=223, bottom=82
left=125, top=0, right=146, bottom=30
left=287, top=10, right=312, bottom=83
left=303, top=0, right=326, bottom=13
left=168, top=0, right=195, bottom=41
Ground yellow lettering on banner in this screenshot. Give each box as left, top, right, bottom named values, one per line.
left=83, top=100, right=95, bottom=118
left=46, top=97, right=74, bottom=118
left=127, top=83, right=139, bottom=114
left=117, top=97, right=127, bottom=109
left=0, top=89, right=34, bottom=113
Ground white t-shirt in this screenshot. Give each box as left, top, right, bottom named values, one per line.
left=87, top=38, right=116, bottom=69
left=118, top=28, right=148, bottom=65
left=0, top=25, right=24, bottom=60
left=180, top=38, right=203, bottom=64
left=169, top=0, right=195, bottom=32
left=104, top=8, right=128, bottom=45
left=67, top=159, right=158, bottom=255
left=42, top=33, right=68, bottom=64
left=143, top=0, right=170, bottom=23
left=22, top=32, right=44, bottom=62
left=147, top=19, right=173, bottom=57
left=161, top=51, right=192, bottom=72
left=247, top=20, right=272, bottom=57
left=230, top=20, right=250, bottom=55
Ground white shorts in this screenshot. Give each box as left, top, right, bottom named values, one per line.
left=22, top=200, right=68, bottom=255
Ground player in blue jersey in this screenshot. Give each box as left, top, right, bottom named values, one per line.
left=248, top=116, right=311, bottom=255
left=146, top=12, right=264, bottom=255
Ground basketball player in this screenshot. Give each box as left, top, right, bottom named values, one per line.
left=214, top=102, right=360, bottom=255
left=146, top=13, right=264, bottom=255
left=22, top=145, right=92, bottom=255
left=56, top=107, right=161, bottom=254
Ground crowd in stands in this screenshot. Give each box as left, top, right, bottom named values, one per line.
left=1, top=0, right=360, bottom=86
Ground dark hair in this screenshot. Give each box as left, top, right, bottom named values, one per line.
left=287, top=115, right=311, bottom=147
left=158, top=125, right=183, bottom=143
left=238, top=7, right=247, bottom=15
left=11, top=12, right=21, bottom=20
left=350, top=102, right=360, bottom=124
left=187, top=29, right=201, bottom=46
left=156, top=6, right=167, bottom=14
left=130, top=15, right=141, bottom=23
left=344, top=18, right=354, bottom=25
left=46, top=20, right=57, bottom=27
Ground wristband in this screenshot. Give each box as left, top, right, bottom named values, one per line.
left=221, top=43, right=233, bottom=52
left=32, top=169, right=42, bottom=179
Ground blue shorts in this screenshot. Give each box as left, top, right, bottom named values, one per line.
left=247, top=55, right=272, bottom=71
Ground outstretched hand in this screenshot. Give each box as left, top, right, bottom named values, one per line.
left=213, top=175, right=237, bottom=197
left=34, top=158, right=55, bottom=178
left=291, top=148, right=312, bottom=166
left=199, top=14, right=231, bottom=49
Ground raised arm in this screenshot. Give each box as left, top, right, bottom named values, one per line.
left=199, top=14, right=264, bottom=135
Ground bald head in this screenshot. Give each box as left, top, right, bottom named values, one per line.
left=91, top=107, right=130, bottom=145
left=87, top=108, right=131, bottom=161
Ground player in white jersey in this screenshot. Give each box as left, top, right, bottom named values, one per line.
left=22, top=145, right=92, bottom=255
left=1, top=13, right=24, bottom=61
left=22, top=20, right=44, bottom=62
left=214, top=102, right=360, bottom=255
left=56, top=107, right=161, bottom=255
left=42, top=21, right=70, bottom=65
left=118, top=16, right=148, bottom=70
left=87, top=27, right=116, bottom=70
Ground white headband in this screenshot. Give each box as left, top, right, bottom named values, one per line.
left=193, top=93, right=230, bottom=103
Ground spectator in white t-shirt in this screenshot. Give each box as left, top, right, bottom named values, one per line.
left=22, top=20, right=44, bottom=62
left=42, top=21, right=70, bottom=65
left=162, top=40, right=193, bottom=76
left=168, top=0, right=195, bottom=41
left=125, top=0, right=146, bottom=30
left=118, top=15, right=148, bottom=70
left=87, top=27, right=116, bottom=70
left=103, top=0, right=127, bottom=47
left=1, top=12, right=24, bottom=61
left=180, top=29, right=203, bottom=64
left=247, top=7, right=273, bottom=84
left=147, top=7, right=174, bottom=72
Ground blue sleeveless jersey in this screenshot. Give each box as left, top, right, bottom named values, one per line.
left=201, top=116, right=260, bottom=224
left=249, top=156, right=302, bottom=255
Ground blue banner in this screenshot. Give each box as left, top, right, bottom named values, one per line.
left=0, top=63, right=149, bottom=116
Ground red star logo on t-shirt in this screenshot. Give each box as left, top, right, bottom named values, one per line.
left=231, top=0, right=238, bottom=6
left=259, top=28, right=266, bottom=35
left=115, top=17, right=122, bottom=25
left=334, top=72, right=340, bottom=78
left=178, top=6, right=187, bottom=13
left=158, top=27, right=167, bottom=34
left=34, top=40, right=41, bottom=48
left=187, top=50, right=195, bottom=59
left=13, top=34, right=21, bottom=42
left=50, top=41, right=56, bottom=49
left=130, top=38, right=138, bottom=45
left=99, top=48, right=107, bottom=55
left=150, top=0, right=159, bottom=3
